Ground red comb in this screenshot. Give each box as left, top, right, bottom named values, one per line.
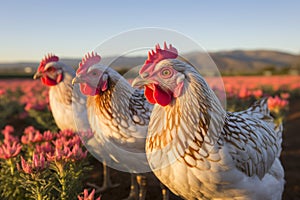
left=140, top=42, right=178, bottom=74
left=76, top=52, right=101, bottom=74
left=38, top=54, right=59, bottom=72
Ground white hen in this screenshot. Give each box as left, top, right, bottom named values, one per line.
left=132, top=43, right=285, bottom=200
left=33, top=54, right=117, bottom=191
left=72, top=52, right=170, bottom=200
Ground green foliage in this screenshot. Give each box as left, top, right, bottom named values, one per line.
left=50, top=160, right=92, bottom=200
left=27, top=109, right=58, bottom=132
left=0, top=158, right=26, bottom=200
left=19, top=169, right=56, bottom=200
left=0, top=89, right=24, bottom=130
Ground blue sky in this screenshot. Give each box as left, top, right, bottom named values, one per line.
left=0, top=0, right=299, bottom=62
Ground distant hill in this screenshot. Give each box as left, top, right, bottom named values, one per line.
left=0, top=58, right=81, bottom=71
left=1, top=50, right=299, bottom=76
left=209, top=50, right=300, bottom=73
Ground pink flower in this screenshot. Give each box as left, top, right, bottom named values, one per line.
left=46, top=145, right=70, bottom=161
left=20, top=153, right=47, bottom=174
left=251, top=89, right=263, bottom=99
left=268, top=96, right=289, bottom=113
left=21, top=156, right=32, bottom=174
left=21, top=126, right=43, bottom=144
left=238, top=87, right=250, bottom=99
left=0, top=88, right=6, bottom=96
left=47, top=143, right=87, bottom=162
left=35, top=142, right=54, bottom=154
left=68, top=135, right=82, bottom=146
left=57, top=129, right=76, bottom=139
left=43, top=130, right=55, bottom=141
left=280, top=92, right=290, bottom=99
left=32, top=152, right=46, bottom=170
left=24, top=126, right=38, bottom=135
left=52, top=137, right=68, bottom=149
left=24, top=102, right=33, bottom=111
left=0, top=141, right=22, bottom=159
left=1, top=125, right=14, bottom=135
left=70, top=144, right=87, bottom=161
left=1, top=125, right=19, bottom=143
left=21, top=131, right=43, bottom=144
left=78, top=189, right=101, bottom=200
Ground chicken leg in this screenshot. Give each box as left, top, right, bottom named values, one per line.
left=87, top=161, right=119, bottom=193
left=160, top=183, right=169, bottom=200
left=123, top=174, right=139, bottom=200
left=136, top=174, right=147, bottom=200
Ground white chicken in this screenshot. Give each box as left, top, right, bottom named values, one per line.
left=33, top=54, right=118, bottom=191
left=132, top=42, right=284, bottom=200
left=72, top=52, right=170, bottom=200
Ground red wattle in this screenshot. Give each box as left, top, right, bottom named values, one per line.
left=144, top=84, right=172, bottom=106
left=144, top=86, right=156, bottom=104
left=80, top=83, right=97, bottom=96
left=153, top=84, right=172, bottom=106
left=56, top=73, right=63, bottom=83
left=101, top=80, right=108, bottom=92
left=41, top=77, right=58, bottom=86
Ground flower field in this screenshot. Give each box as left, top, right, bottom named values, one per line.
left=0, top=75, right=299, bottom=200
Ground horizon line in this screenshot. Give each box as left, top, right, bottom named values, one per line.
left=0, top=47, right=299, bottom=64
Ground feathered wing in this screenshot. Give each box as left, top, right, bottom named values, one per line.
left=235, top=98, right=273, bottom=127
left=222, top=113, right=280, bottom=179
left=223, top=98, right=283, bottom=179
left=235, top=98, right=283, bottom=156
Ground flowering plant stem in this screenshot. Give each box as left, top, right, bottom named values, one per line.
left=59, top=167, right=67, bottom=200
left=19, top=170, right=53, bottom=200
left=7, top=158, right=14, bottom=175
left=0, top=158, right=25, bottom=200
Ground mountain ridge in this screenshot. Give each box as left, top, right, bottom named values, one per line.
left=1, top=50, right=299, bottom=75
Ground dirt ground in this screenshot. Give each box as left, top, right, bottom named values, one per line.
left=88, top=98, right=300, bottom=200
left=282, top=98, right=300, bottom=200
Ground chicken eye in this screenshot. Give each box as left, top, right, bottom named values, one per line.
left=160, top=68, right=173, bottom=78
left=89, top=70, right=98, bottom=76
left=46, top=67, right=56, bottom=73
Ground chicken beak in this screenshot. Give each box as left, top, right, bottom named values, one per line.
left=33, top=71, right=43, bottom=79
left=132, top=76, right=149, bottom=88
left=72, top=76, right=82, bottom=85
